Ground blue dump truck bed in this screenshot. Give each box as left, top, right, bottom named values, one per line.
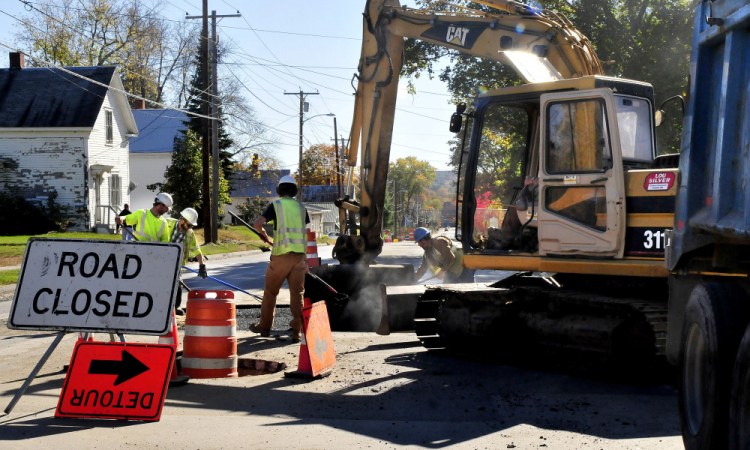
left=668, top=0, right=750, bottom=269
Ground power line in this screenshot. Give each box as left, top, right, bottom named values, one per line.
left=0, top=41, right=218, bottom=122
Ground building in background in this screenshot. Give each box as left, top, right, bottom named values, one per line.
left=128, top=108, right=188, bottom=210
left=0, top=52, right=137, bottom=232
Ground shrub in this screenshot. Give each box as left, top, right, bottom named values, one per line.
left=0, top=191, right=68, bottom=235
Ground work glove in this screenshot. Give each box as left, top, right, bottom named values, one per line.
left=198, top=264, right=208, bottom=279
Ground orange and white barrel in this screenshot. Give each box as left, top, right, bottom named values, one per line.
left=306, top=230, right=320, bottom=267
left=181, top=290, right=238, bottom=378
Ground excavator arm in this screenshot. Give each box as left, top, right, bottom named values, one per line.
left=334, top=0, right=603, bottom=264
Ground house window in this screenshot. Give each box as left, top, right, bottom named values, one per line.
left=110, top=174, right=122, bottom=207
left=105, top=110, right=113, bottom=144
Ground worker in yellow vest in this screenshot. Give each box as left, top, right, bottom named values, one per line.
left=250, top=175, right=309, bottom=343
left=115, top=192, right=173, bottom=242
left=167, top=207, right=208, bottom=314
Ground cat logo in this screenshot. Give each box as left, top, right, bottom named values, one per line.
left=446, top=26, right=470, bottom=47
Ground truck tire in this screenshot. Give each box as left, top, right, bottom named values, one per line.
left=730, top=324, right=750, bottom=449
left=679, top=283, right=749, bottom=450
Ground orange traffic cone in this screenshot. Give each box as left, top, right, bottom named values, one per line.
left=306, top=230, right=320, bottom=267
left=285, top=298, right=336, bottom=379
left=160, top=311, right=189, bottom=386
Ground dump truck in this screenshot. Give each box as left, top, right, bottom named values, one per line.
left=665, top=1, right=750, bottom=448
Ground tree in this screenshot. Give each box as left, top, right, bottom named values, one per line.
left=148, top=129, right=201, bottom=214
left=301, top=144, right=339, bottom=186
left=386, top=157, right=437, bottom=232
left=15, top=0, right=197, bottom=103
left=236, top=196, right=267, bottom=224
left=408, top=0, right=693, bottom=159
left=149, top=129, right=231, bottom=220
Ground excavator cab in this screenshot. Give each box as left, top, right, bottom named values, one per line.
left=457, top=76, right=658, bottom=264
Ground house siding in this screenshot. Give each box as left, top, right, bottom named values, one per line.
left=0, top=133, right=88, bottom=228
left=129, top=152, right=170, bottom=210
left=86, top=91, right=131, bottom=230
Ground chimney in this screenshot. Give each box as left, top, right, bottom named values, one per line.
left=129, top=98, right=147, bottom=110
left=9, top=52, right=24, bottom=69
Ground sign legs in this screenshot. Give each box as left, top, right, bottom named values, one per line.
left=4, top=332, right=66, bottom=414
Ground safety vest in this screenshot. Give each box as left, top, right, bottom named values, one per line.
left=167, top=218, right=202, bottom=264
left=271, top=198, right=306, bottom=255
left=125, top=209, right=168, bottom=242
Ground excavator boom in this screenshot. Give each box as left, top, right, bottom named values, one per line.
left=336, top=0, right=604, bottom=263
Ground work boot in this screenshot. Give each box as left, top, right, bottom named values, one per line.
left=249, top=323, right=270, bottom=337
left=291, top=329, right=301, bottom=343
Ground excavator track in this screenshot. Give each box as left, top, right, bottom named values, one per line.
left=414, top=280, right=668, bottom=363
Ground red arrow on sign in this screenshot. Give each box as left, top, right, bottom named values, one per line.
left=88, top=350, right=149, bottom=386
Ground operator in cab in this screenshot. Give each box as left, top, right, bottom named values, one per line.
left=413, top=227, right=474, bottom=283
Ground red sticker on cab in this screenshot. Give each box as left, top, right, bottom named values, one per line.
left=644, top=172, right=675, bottom=191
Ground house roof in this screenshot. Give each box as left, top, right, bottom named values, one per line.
left=0, top=66, right=135, bottom=130
left=229, top=169, right=291, bottom=198
left=302, top=185, right=339, bottom=203
left=305, top=202, right=338, bottom=223
left=130, top=109, right=188, bottom=153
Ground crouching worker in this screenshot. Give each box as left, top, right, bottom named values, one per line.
left=413, top=227, right=475, bottom=283
left=168, top=207, right=207, bottom=314
left=250, top=175, right=309, bottom=343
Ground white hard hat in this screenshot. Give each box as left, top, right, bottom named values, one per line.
left=180, top=207, right=199, bottom=226
left=155, top=192, right=173, bottom=208
left=278, top=175, right=297, bottom=186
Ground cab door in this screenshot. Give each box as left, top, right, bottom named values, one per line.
left=537, top=89, right=625, bottom=258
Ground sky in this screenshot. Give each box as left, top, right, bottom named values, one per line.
left=0, top=0, right=458, bottom=173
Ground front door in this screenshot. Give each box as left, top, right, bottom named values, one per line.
left=537, top=89, right=625, bottom=257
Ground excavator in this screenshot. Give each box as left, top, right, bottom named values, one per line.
left=317, top=0, right=678, bottom=363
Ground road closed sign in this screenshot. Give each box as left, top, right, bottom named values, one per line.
left=55, top=341, right=174, bottom=421
left=9, top=238, right=181, bottom=334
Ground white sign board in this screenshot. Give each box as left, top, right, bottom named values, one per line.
left=9, top=238, right=182, bottom=334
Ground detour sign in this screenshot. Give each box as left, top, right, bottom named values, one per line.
left=56, top=341, right=174, bottom=421
left=9, top=238, right=181, bottom=335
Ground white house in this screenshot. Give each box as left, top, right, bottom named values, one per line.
left=129, top=108, right=187, bottom=210
left=0, top=52, right=137, bottom=232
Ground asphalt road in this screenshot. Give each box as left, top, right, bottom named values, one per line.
left=0, top=240, right=685, bottom=449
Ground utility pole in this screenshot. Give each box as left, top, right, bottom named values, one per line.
left=284, top=90, right=318, bottom=201
left=393, top=179, right=397, bottom=240
left=187, top=7, right=241, bottom=243
left=332, top=117, right=342, bottom=198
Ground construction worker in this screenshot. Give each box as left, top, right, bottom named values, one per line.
left=413, top=227, right=475, bottom=283
left=250, top=175, right=309, bottom=343
left=115, top=193, right=173, bottom=242
left=117, top=203, right=133, bottom=240
left=168, top=207, right=208, bottom=314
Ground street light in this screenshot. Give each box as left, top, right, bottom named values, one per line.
left=298, top=112, right=335, bottom=200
